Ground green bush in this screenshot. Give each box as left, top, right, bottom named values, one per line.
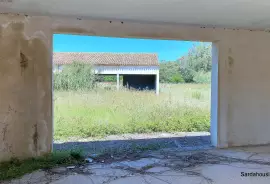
left=103, top=75, right=116, bottom=82
left=180, top=67, right=195, bottom=83
left=0, top=150, right=84, bottom=181
left=193, top=71, right=211, bottom=84
left=179, top=43, right=212, bottom=83
left=96, top=75, right=123, bottom=82
left=171, top=73, right=184, bottom=83
left=159, top=61, right=184, bottom=83
left=54, top=62, right=97, bottom=91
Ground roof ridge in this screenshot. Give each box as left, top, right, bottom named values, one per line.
left=53, top=52, right=158, bottom=55
left=53, top=52, right=159, bottom=66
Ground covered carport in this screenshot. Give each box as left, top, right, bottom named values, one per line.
left=53, top=52, right=160, bottom=94
left=1, top=0, right=270, bottom=162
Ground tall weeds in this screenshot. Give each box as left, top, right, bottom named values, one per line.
left=54, top=62, right=97, bottom=91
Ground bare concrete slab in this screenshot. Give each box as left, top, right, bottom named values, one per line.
left=145, top=166, right=171, bottom=173
left=50, top=175, right=93, bottom=184
left=90, top=168, right=131, bottom=177
left=5, top=145, right=270, bottom=184
left=111, top=158, right=161, bottom=170
left=196, top=163, right=270, bottom=184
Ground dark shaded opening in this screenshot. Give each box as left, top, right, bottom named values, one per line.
left=123, top=74, right=156, bottom=90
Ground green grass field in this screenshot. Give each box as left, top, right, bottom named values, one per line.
left=54, top=83, right=211, bottom=141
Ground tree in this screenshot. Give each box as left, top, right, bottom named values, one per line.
left=179, top=43, right=212, bottom=83
left=159, top=61, right=184, bottom=83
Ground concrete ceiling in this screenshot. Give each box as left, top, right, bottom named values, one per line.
left=2, top=0, right=270, bottom=30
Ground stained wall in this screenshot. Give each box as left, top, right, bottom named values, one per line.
left=1, top=14, right=270, bottom=161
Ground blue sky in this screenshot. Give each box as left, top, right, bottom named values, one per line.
left=53, top=34, right=201, bottom=61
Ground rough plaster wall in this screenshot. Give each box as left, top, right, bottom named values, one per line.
left=0, top=14, right=52, bottom=161
left=221, top=37, right=270, bottom=147
left=210, top=35, right=270, bottom=147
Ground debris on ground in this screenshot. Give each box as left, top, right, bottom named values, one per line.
left=4, top=145, right=270, bottom=184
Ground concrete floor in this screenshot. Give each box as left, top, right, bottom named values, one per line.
left=4, top=145, right=270, bottom=184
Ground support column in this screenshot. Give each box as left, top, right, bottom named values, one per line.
left=0, top=16, right=52, bottom=161
left=117, top=74, right=120, bottom=90
left=155, top=73, right=159, bottom=95
left=211, top=42, right=219, bottom=147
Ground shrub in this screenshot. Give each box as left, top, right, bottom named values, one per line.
left=171, top=73, right=185, bottom=83
left=54, top=62, right=97, bottom=91
left=179, top=43, right=212, bottom=83
left=193, top=71, right=211, bottom=84
left=159, top=61, right=184, bottom=83
left=103, top=75, right=117, bottom=82
left=180, top=67, right=195, bottom=83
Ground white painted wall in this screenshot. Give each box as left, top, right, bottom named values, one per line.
left=94, top=66, right=159, bottom=75
left=214, top=33, right=270, bottom=147
left=219, top=37, right=270, bottom=147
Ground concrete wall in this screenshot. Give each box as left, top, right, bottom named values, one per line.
left=0, top=15, right=53, bottom=161
left=1, top=14, right=270, bottom=161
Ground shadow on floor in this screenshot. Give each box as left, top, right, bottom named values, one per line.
left=54, top=135, right=212, bottom=155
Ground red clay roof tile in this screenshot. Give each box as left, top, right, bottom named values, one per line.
left=53, top=52, right=159, bottom=66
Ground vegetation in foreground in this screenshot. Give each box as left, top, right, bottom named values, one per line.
left=0, top=150, right=84, bottom=181
left=54, top=83, right=210, bottom=141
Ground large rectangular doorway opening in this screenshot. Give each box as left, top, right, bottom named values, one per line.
left=52, top=34, right=217, bottom=155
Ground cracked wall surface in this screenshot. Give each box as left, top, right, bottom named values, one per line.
left=1, top=13, right=270, bottom=161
